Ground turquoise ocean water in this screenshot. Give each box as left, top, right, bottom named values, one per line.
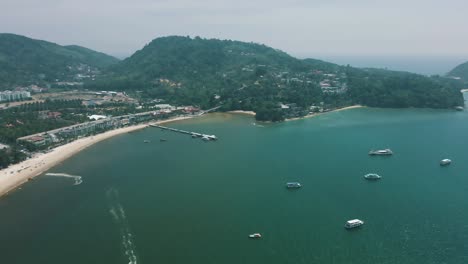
left=1, top=106, right=468, bottom=264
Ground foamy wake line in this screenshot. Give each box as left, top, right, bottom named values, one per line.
left=107, top=188, right=139, bottom=264
left=45, top=173, right=83, bottom=185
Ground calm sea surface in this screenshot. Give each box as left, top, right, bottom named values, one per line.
left=2, top=106, right=468, bottom=264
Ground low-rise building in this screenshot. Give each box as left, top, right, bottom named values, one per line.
left=0, top=90, right=31, bottom=102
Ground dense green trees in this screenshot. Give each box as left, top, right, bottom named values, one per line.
left=86, top=36, right=464, bottom=121
left=1, top=35, right=464, bottom=122
left=448, top=61, right=468, bottom=83
left=0, top=34, right=119, bottom=89
left=346, top=68, right=463, bottom=108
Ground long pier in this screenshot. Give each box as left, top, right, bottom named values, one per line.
left=149, top=124, right=218, bottom=141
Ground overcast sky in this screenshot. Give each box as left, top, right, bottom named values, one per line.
left=1, top=0, right=468, bottom=58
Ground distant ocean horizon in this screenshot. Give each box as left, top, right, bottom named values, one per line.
left=294, top=54, right=468, bottom=76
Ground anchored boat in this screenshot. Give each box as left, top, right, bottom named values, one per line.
left=286, top=182, right=302, bottom=188
left=345, top=219, right=364, bottom=229
left=249, top=233, right=262, bottom=239
left=369, top=149, right=393, bottom=155
left=440, top=159, right=451, bottom=166
left=364, top=173, right=382, bottom=180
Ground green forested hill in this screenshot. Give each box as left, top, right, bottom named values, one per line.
left=0, top=33, right=119, bottom=88
left=0, top=34, right=462, bottom=121
left=448, top=61, right=468, bottom=82
left=88, top=36, right=463, bottom=120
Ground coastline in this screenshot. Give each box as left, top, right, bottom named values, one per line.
left=285, top=105, right=364, bottom=122
left=228, top=110, right=256, bottom=116
left=228, top=105, right=364, bottom=122
left=0, top=115, right=194, bottom=198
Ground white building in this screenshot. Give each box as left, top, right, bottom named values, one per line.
left=0, top=90, right=31, bottom=102
left=88, top=115, right=107, bottom=121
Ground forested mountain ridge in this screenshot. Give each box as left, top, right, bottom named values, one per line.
left=0, top=34, right=463, bottom=121
left=448, top=61, right=468, bottom=83
left=0, top=33, right=119, bottom=89
left=88, top=36, right=463, bottom=120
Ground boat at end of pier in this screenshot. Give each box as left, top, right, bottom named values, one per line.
left=344, top=219, right=364, bottom=229
left=369, top=149, right=393, bottom=156
left=202, top=135, right=218, bottom=141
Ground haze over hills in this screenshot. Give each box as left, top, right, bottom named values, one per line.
left=0, top=33, right=119, bottom=89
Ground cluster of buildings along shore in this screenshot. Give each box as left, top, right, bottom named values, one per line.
left=17, top=105, right=201, bottom=150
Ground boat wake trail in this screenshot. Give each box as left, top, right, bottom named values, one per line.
left=106, top=188, right=139, bottom=264
left=45, top=173, right=83, bottom=185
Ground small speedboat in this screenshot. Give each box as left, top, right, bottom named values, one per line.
left=369, top=149, right=393, bottom=156
left=286, top=182, right=302, bottom=188
left=344, top=219, right=364, bottom=229
left=440, top=159, right=451, bottom=166
left=143, top=140, right=150, bottom=143
left=364, top=173, right=382, bottom=180
left=249, top=233, right=262, bottom=239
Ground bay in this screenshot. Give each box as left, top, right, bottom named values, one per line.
left=1, top=107, right=468, bottom=264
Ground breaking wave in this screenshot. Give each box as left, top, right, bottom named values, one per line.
left=45, top=173, right=83, bottom=185
left=106, top=188, right=139, bottom=264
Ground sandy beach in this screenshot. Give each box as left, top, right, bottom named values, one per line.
left=285, top=105, right=364, bottom=121
left=228, top=110, right=256, bottom=116
left=228, top=105, right=364, bottom=121
left=0, top=115, right=194, bottom=197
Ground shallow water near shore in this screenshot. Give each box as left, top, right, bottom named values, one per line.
left=2, top=107, right=468, bottom=264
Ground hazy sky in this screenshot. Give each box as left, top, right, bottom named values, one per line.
left=2, top=0, right=468, bottom=58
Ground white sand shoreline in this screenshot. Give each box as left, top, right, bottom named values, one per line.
left=228, top=110, right=256, bottom=116
left=0, top=106, right=363, bottom=198
left=0, top=115, right=194, bottom=197
left=285, top=105, right=364, bottom=122
left=228, top=105, right=364, bottom=122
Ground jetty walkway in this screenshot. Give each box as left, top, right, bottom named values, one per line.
left=149, top=124, right=217, bottom=141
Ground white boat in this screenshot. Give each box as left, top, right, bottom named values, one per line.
left=201, top=134, right=217, bottom=141
left=249, top=233, right=262, bottom=239
left=206, top=135, right=217, bottom=140
left=286, top=182, right=302, bottom=188
left=364, top=173, right=382, bottom=180
left=369, top=149, right=393, bottom=156
left=344, top=219, right=364, bottom=229
left=440, top=159, right=452, bottom=166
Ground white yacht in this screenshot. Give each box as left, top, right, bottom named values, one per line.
left=440, top=159, right=452, bottom=166
left=249, top=233, right=262, bottom=239
left=201, top=135, right=217, bottom=141
left=364, top=173, right=382, bottom=180
left=345, top=219, right=364, bottom=229
left=286, top=182, right=302, bottom=188
left=369, top=149, right=393, bottom=156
